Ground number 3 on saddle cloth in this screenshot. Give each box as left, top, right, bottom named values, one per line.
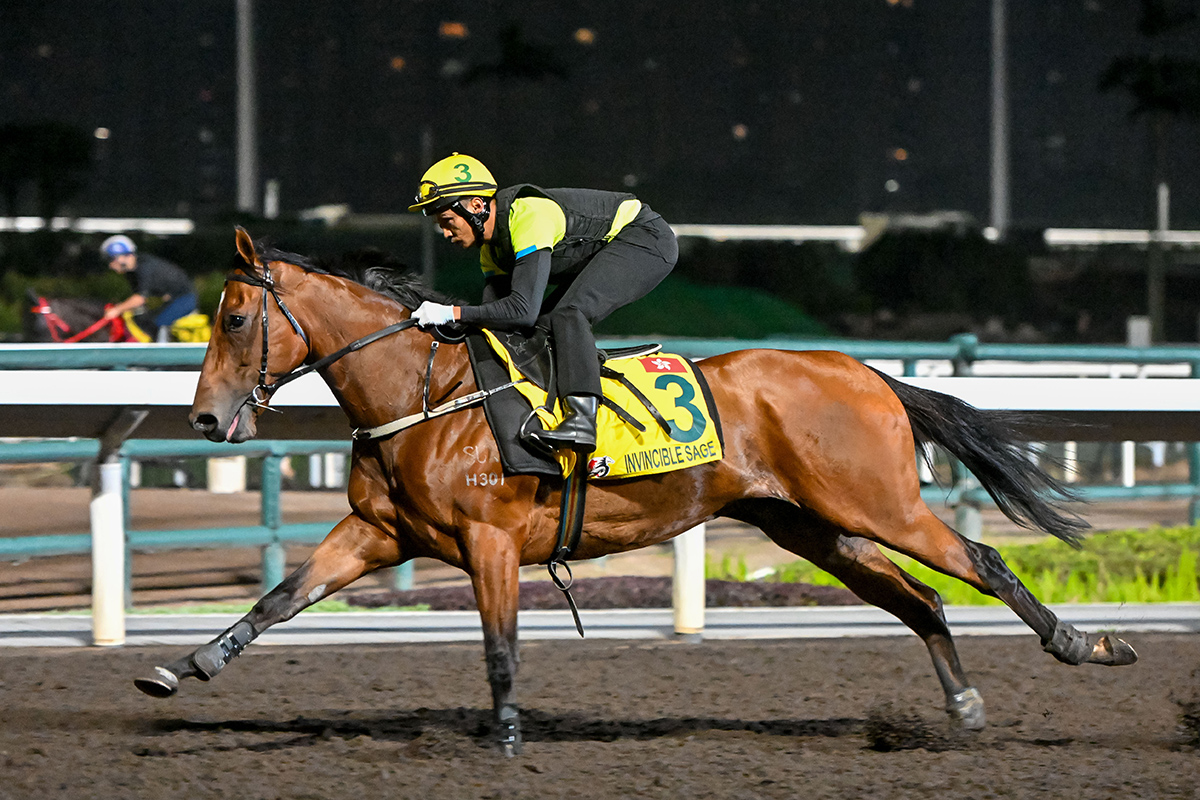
left=464, top=328, right=724, bottom=480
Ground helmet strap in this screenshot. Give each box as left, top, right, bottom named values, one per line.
left=450, top=198, right=490, bottom=245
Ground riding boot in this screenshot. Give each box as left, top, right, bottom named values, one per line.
left=534, top=395, right=598, bottom=452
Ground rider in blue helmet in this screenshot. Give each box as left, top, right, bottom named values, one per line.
left=100, top=234, right=198, bottom=341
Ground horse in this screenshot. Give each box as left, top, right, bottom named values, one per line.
left=24, top=289, right=140, bottom=343
left=135, top=227, right=1137, bottom=756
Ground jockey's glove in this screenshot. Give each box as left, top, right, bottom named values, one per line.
left=413, top=301, right=455, bottom=327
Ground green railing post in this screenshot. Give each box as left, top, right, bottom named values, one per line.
left=260, top=453, right=286, bottom=594
left=392, top=562, right=415, bottom=591
left=949, top=455, right=982, bottom=540
left=949, top=333, right=978, bottom=377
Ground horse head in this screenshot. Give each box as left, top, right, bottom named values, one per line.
left=190, top=227, right=312, bottom=442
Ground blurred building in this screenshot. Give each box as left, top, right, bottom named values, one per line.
left=1, top=0, right=1197, bottom=228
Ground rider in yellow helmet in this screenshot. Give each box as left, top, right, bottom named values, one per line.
left=409, top=153, right=678, bottom=453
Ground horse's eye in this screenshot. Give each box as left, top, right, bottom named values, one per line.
left=226, top=314, right=246, bottom=331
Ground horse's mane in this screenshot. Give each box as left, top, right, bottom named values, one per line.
left=257, top=241, right=460, bottom=310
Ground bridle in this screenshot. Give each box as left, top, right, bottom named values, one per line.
left=223, top=260, right=519, bottom=439
left=225, top=261, right=417, bottom=414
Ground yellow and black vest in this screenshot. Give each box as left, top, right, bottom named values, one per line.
left=489, top=184, right=641, bottom=277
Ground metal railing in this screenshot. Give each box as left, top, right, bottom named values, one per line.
left=2, top=337, right=1199, bottom=609
left=0, top=439, right=366, bottom=603
left=5, top=334, right=1200, bottom=372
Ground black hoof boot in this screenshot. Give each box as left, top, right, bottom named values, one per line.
left=191, top=620, right=256, bottom=680
left=496, top=705, right=523, bottom=757
left=531, top=395, right=598, bottom=452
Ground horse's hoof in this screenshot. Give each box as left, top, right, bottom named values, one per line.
left=946, top=688, right=986, bottom=731
left=134, top=666, right=179, bottom=698
left=1087, top=634, right=1138, bottom=666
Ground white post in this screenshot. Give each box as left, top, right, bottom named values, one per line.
left=672, top=524, right=705, bottom=640
left=206, top=455, right=247, bottom=494
left=90, top=460, right=126, bottom=646
left=308, top=453, right=322, bottom=488
left=1122, top=441, right=1137, bottom=488
left=323, top=452, right=345, bottom=489
left=917, top=443, right=935, bottom=484
left=1063, top=441, right=1079, bottom=483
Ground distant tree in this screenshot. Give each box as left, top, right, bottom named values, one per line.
left=1099, top=1, right=1200, bottom=200
left=1098, top=0, right=1200, bottom=340
left=0, top=126, right=36, bottom=216
left=0, top=122, right=94, bottom=221
left=461, top=25, right=569, bottom=84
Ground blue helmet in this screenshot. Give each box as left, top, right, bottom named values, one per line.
left=100, top=234, right=136, bottom=259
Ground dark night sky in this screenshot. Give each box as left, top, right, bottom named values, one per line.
left=2, top=0, right=1198, bottom=229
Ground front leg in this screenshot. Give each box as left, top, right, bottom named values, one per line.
left=135, top=513, right=402, bottom=697
left=465, top=522, right=523, bottom=756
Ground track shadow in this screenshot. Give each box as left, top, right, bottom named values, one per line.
left=138, top=707, right=865, bottom=755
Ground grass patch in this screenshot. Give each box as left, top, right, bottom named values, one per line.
left=770, top=525, right=1200, bottom=605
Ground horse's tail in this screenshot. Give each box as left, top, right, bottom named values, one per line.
left=869, top=366, right=1088, bottom=546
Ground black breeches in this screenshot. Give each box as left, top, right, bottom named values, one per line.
left=540, top=211, right=677, bottom=399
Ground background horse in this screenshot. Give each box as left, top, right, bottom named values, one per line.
left=24, top=289, right=138, bottom=343
left=136, top=228, right=1136, bottom=756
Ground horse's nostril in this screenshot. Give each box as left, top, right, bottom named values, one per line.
left=192, top=413, right=218, bottom=433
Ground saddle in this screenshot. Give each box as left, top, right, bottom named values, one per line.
left=465, top=328, right=723, bottom=479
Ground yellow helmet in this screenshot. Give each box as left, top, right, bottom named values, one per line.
left=407, top=153, right=497, bottom=214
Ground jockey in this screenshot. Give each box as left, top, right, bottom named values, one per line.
left=408, top=153, right=678, bottom=452
left=100, top=234, right=198, bottom=341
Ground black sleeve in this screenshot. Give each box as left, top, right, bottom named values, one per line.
left=480, top=276, right=505, bottom=304
left=458, top=249, right=550, bottom=329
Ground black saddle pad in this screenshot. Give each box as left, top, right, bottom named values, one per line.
left=464, top=329, right=668, bottom=477
left=466, top=332, right=560, bottom=477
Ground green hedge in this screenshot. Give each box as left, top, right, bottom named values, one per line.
left=770, top=526, right=1200, bottom=605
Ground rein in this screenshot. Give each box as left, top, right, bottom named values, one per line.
left=225, top=264, right=521, bottom=435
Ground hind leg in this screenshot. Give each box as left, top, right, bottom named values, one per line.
left=749, top=506, right=986, bottom=729
left=135, top=513, right=403, bottom=697
left=864, top=505, right=1137, bottom=668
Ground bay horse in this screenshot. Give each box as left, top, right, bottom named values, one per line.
left=135, top=228, right=1136, bottom=755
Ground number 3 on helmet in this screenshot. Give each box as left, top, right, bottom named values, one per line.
left=408, top=153, right=497, bottom=215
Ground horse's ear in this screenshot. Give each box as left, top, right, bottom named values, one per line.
left=25, top=287, right=40, bottom=304
left=234, top=226, right=262, bottom=269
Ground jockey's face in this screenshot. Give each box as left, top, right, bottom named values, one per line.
left=432, top=196, right=494, bottom=248
left=107, top=254, right=137, bottom=273
left=433, top=205, right=476, bottom=248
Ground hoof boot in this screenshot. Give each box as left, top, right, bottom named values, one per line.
left=496, top=707, right=522, bottom=757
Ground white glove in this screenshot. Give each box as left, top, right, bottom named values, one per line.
left=413, top=301, right=456, bottom=327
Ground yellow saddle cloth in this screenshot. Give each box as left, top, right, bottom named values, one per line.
left=481, top=330, right=723, bottom=480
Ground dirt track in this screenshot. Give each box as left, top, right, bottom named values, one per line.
left=1, top=633, right=1197, bottom=799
